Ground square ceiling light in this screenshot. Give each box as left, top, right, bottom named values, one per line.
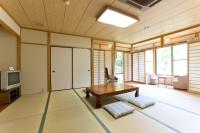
left=97, top=8, right=138, bottom=28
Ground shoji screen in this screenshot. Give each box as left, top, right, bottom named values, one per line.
left=93, top=50, right=105, bottom=85
left=189, top=42, right=200, bottom=92
left=133, top=53, right=139, bottom=81
left=124, top=53, right=132, bottom=82
left=138, top=52, right=145, bottom=82
left=132, top=52, right=145, bottom=82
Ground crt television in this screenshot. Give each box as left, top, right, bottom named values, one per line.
left=1, top=71, right=20, bottom=91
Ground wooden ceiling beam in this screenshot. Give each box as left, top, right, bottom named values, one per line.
left=132, top=24, right=200, bottom=45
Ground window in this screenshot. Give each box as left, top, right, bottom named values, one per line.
left=115, top=52, right=123, bottom=74
left=157, top=47, right=172, bottom=75
left=145, top=50, right=153, bottom=74
left=115, top=52, right=124, bottom=82
left=173, top=43, right=188, bottom=76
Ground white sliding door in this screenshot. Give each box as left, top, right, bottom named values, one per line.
left=21, top=44, right=47, bottom=94
left=189, top=42, right=200, bottom=92
left=133, top=53, right=139, bottom=81
left=73, top=48, right=91, bottom=88
left=51, top=47, right=72, bottom=90
left=138, top=52, right=145, bottom=82
left=132, top=52, right=145, bottom=82
left=93, top=50, right=105, bottom=85
left=124, top=53, right=132, bottom=82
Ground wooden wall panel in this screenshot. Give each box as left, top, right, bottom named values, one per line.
left=21, top=28, right=47, bottom=44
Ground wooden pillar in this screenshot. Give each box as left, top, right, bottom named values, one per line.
left=47, top=32, right=51, bottom=92
left=153, top=47, right=157, bottom=74
left=16, top=36, right=21, bottom=96
left=131, top=45, right=134, bottom=81
left=171, top=45, right=173, bottom=75
left=16, top=36, right=21, bottom=70
left=91, top=38, right=94, bottom=86
left=161, top=36, right=164, bottom=47
left=111, top=42, right=116, bottom=80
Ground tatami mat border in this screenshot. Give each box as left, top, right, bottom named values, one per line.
left=141, top=95, right=200, bottom=117
left=38, top=92, right=51, bottom=133
left=73, top=89, right=111, bottom=133
left=135, top=109, right=182, bottom=133
left=36, top=89, right=199, bottom=133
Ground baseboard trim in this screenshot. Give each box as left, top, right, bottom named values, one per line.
left=188, top=89, right=200, bottom=94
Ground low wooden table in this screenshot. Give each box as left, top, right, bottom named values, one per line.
left=158, top=75, right=174, bottom=87
left=86, top=83, right=139, bottom=108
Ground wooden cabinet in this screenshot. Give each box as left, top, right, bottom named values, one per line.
left=0, top=87, right=21, bottom=105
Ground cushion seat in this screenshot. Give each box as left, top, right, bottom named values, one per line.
left=129, top=96, right=155, bottom=109
left=103, top=101, right=134, bottom=118
left=114, top=93, right=155, bottom=109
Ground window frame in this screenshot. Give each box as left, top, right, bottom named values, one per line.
left=172, top=43, right=188, bottom=76
left=156, top=45, right=172, bottom=75
left=145, top=49, right=154, bottom=74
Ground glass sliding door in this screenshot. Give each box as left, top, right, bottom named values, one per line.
left=173, top=43, right=188, bottom=76
left=115, top=52, right=123, bottom=82
left=145, top=50, right=153, bottom=74
left=156, top=47, right=172, bottom=75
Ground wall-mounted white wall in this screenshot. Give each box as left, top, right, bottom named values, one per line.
left=21, top=44, right=47, bottom=94
left=20, top=28, right=92, bottom=94
left=0, top=27, right=17, bottom=70
left=21, top=29, right=47, bottom=44
left=21, top=29, right=48, bottom=95
left=50, top=33, right=91, bottom=48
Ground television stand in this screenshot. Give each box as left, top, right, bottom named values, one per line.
left=0, top=87, right=21, bottom=105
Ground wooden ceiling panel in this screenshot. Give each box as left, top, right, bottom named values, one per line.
left=85, top=0, right=141, bottom=39
left=0, top=0, right=33, bottom=28
left=43, top=0, right=66, bottom=32
left=84, top=22, right=106, bottom=37
left=122, top=0, right=186, bottom=38
left=18, top=0, right=48, bottom=30
left=131, top=4, right=200, bottom=42
left=115, top=0, right=184, bottom=38
left=112, top=0, right=131, bottom=10
left=62, top=0, right=91, bottom=34
left=73, top=0, right=114, bottom=35
left=93, top=0, right=133, bottom=38
left=124, top=0, right=200, bottom=42
left=0, top=0, right=200, bottom=44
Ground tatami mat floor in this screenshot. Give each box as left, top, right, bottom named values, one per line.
left=0, top=84, right=200, bottom=133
